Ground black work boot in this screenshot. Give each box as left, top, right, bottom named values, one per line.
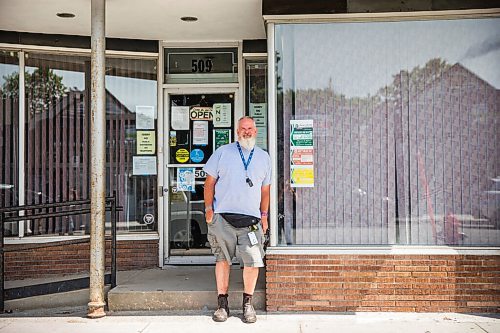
left=242, top=293, right=257, bottom=323
left=212, top=294, right=229, bottom=322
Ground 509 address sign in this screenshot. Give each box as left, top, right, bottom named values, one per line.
left=191, top=59, right=213, bottom=73
left=166, top=49, right=237, bottom=76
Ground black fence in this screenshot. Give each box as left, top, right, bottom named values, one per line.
left=0, top=193, right=121, bottom=312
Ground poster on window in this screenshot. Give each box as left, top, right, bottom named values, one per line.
left=177, top=167, right=195, bottom=192
left=290, top=148, right=313, bottom=165
left=135, top=106, right=155, bottom=130
left=290, top=165, right=314, bottom=187
left=290, top=120, right=314, bottom=187
left=213, top=129, right=231, bottom=150
left=193, top=121, right=208, bottom=145
left=213, top=103, right=231, bottom=127
left=290, top=119, right=313, bottom=147
left=133, top=156, right=157, bottom=175
left=250, top=103, right=267, bottom=149
left=136, top=131, right=155, bottom=154
left=171, top=106, right=190, bottom=130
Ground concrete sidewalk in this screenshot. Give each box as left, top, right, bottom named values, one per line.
left=4, top=266, right=265, bottom=312
left=0, top=310, right=499, bottom=333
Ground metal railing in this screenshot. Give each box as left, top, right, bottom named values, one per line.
left=0, top=192, right=121, bottom=312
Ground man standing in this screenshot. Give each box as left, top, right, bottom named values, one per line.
left=203, top=116, right=271, bottom=323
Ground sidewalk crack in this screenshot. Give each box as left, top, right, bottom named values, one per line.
left=138, top=322, right=152, bottom=333
left=474, top=322, right=489, bottom=333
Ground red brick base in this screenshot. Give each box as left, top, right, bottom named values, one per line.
left=266, top=254, right=500, bottom=313
left=4, top=239, right=158, bottom=280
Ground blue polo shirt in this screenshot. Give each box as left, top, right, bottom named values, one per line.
left=203, top=142, right=271, bottom=218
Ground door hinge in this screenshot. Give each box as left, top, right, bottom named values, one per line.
left=159, top=185, right=168, bottom=197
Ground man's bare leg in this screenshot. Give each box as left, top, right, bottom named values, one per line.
left=213, top=261, right=231, bottom=322
left=243, top=266, right=259, bottom=294
left=216, top=261, right=230, bottom=294
left=242, top=266, right=259, bottom=323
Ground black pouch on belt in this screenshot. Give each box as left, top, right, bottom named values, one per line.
left=220, top=213, right=260, bottom=228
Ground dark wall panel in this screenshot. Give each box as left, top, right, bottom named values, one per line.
left=263, top=0, right=500, bottom=15
left=0, top=31, right=158, bottom=53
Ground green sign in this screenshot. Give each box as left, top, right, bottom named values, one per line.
left=213, top=129, right=231, bottom=150
left=290, top=120, right=313, bottom=147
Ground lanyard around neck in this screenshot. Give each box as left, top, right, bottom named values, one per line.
left=236, top=142, right=254, bottom=171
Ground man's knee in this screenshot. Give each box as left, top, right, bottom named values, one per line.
left=216, top=260, right=231, bottom=269
left=243, top=266, right=259, bottom=273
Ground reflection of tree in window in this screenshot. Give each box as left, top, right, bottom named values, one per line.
left=2, top=68, right=68, bottom=116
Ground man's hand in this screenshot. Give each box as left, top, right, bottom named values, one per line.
left=263, top=229, right=270, bottom=251
left=261, top=215, right=268, bottom=233
left=205, top=209, right=214, bottom=223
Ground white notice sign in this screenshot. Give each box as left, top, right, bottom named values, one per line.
left=133, top=156, right=157, bottom=175
left=171, top=106, right=190, bottom=130
left=213, top=103, right=231, bottom=127
left=136, top=106, right=155, bottom=130
left=250, top=103, right=267, bottom=149
left=193, top=121, right=208, bottom=145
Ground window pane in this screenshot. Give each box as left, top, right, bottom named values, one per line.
left=24, top=52, right=88, bottom=236
left=246, top=60, right=268, bottom=151
left=105, top=57, right=157, bottom=233
left=0, top=51, right=19, bottom=236
left=276, top=18, right=500, bottom=246
left=19, top=52, right=157, bottom=236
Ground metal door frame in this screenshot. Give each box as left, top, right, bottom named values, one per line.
left=162, top=86, right=242, bottom=265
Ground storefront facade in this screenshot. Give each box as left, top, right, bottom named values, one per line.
left=1, top=1, right=499, bottom=312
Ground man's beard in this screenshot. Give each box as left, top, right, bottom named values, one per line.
left=238, top=136, right=256, bottom=150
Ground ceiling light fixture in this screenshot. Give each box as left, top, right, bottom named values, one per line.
left=180, top=16, right=198, bottom=22
left=56, top=12, right=76, bottom=18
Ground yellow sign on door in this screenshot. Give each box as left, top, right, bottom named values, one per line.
left=176, top=148, right=190, bottom=163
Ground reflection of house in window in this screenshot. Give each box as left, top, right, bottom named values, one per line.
left=280, top=59, right=499, bottom=246
left=399, top=62, right=500, bottom=244
left=1, top=53, right=158, bottom=235
left=23, top=85, right=147, bottom=234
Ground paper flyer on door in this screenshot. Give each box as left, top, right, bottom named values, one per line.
left=171, top=106, right=190, bottom=130
left=177, top=167, right=195, bottom=192
left=193, top=121, right=208, bottom=145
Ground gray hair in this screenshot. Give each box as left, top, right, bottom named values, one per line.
left=237, top=116, right=256, bottom=127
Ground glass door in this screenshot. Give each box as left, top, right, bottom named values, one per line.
left=166, top=93, right=235, bottom=260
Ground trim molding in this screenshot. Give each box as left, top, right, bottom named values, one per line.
left=264, top=8, right=500, bottom=23
left=267, top=246, right=500, bottom=255
left=5, top=233, right=159, bottom=244
left=0, top=43, right=158, bottom=57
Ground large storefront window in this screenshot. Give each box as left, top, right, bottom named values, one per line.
left=1, top=51, right=157, bottom=236
left=275, top=18, right=500, bottom=246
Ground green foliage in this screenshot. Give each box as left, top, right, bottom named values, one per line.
left=2, top=68, right=67, bottom=116
left=379, top=58, right=452, bottom=100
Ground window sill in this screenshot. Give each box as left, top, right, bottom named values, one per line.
left=4, top=232, right=159, bottom=244
left=266, top=245, right=500, bottom=255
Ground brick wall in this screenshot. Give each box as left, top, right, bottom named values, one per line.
left=266, top=254, right=500, bottom=313
left=4, top=239, right=158, bottom=280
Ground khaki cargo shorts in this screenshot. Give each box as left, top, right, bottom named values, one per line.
left=207, top=213, right=265, bottom=267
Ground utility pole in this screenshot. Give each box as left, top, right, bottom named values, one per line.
left=88, top=0, right=106, bottom=319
